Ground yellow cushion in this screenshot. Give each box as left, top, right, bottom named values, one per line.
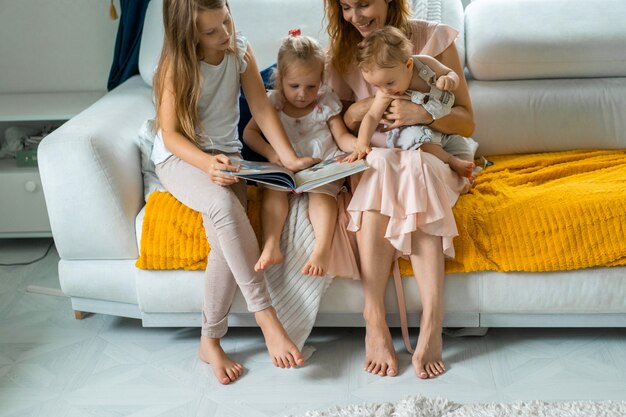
left=137, top=150, right=626, bottom=274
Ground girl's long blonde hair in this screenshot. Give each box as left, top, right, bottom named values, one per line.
left=153, top=0, right=234, bottom=144
left=324, top=0, right=412, bottom=74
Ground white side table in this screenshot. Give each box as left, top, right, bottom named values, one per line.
left=0, top=91, right=104, bottom=237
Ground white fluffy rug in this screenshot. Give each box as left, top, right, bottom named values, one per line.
left=289, top=395, right=626, bottom=417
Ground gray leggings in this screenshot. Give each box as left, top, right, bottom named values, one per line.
left=155, top=154, right=272, bottom=338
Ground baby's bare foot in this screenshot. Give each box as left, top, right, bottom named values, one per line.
left=449, top=157, right=476, bottom=179
left=302, top=246, right=331, bottom=277
left=198, top=336, right=244, bottom=384
left=364, top=315, right=398, bottom=377
left=255, top=241, right=283, bottom=272
left=255, top=307, right=305, bottom=368
left=412, top=324, right=445, bottom=379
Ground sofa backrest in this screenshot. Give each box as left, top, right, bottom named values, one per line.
left=465, top=0, right=626, bottom=81
left=465, top=0, right=626, bottom=155
left=138, top=0, right=465, bottom=87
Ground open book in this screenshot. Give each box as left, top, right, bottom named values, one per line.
left=224, top=153, right=369, bottom=193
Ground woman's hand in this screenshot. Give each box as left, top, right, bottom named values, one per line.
left=205, top=154, right=240, bottom=186
left=380, top=95, right=429, bottom=131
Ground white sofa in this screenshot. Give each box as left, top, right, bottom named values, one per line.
left=39, top=0, right=626, bottom=329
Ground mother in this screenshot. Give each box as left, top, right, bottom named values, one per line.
left=324, top=0, right=475, bottom=378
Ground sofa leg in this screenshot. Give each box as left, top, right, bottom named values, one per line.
left=74, top=310, right=89, bottom=320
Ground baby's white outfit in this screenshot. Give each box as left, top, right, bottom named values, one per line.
left=267, top=88, right=345, bottom=196
left=386, top=57, right=477, bottom=162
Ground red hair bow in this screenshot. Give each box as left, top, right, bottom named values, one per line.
left=288, top=28, right=301, bottom=36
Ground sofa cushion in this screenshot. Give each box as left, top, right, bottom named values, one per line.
left=465, top=0, right=626, bottom=81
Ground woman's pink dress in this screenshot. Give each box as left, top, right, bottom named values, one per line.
left=328, top=20, right=470, bottom=259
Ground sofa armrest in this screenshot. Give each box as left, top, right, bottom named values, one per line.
left=39, top=76, right=154, bottom=260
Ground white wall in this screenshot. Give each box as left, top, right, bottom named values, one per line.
left=0, top=0, right=119, bottom=94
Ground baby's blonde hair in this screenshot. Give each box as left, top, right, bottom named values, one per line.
left=272, top=33, right=326, bottom=95
left=356, top=26, right=413, bottom=72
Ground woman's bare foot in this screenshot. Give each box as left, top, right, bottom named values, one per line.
left=363, top=313, right=398, bottom=377
left=412, top=321, right=445, bottom=379
left=254, top=240, right=283, bottom=272
left=302, top=246, right=331, bottom=276
left=255, top=307, right=305, bottom=368
left=449, top=156, right=475, bottom=179
left=198, top=336, right=244, bottom=385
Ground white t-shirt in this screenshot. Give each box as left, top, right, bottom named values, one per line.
left=152, top=33, right=249, bottom=165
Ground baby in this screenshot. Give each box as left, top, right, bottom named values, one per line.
left=345, top=25, right=476, bottom=178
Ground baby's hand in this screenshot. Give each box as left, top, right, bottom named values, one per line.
left=436, top=74, right=458, bottom=91
left=283, top=156, right=320, bottom=172
left=342, top=142, right=371, bottom=163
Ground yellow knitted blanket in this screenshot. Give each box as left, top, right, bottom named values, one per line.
left=136, top=186, right=262, bottom=270
left=137, top=150, right=626, bottom=274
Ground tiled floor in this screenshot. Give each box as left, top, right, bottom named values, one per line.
left=1, top=238, right=625, bottom=417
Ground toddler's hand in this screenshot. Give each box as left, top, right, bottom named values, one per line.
left=283, top=156, right=320, bottom=172
left=206, top=154, right=240, bottom=186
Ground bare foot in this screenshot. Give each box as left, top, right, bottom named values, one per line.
left=363, top=314, right=398, bottom=377
left=255, top=307, right=305, bottom=368
left=302, top=246, right=331, bottom=276
left=198, top=336, right=244, bottom=385
left=254, top=240, right=283, bottom=272
left=449, top=156, right=476, bottom=179
left=412, top=323, right=445, bottom=379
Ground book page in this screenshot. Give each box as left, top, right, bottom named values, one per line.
left=294, top=153, right=368, bottom=190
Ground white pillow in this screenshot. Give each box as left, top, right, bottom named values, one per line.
left=137, top=119, right=165, bottom=202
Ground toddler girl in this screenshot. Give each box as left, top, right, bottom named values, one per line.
left=345, top=26, right=477, bottom=178
left=244, top=30, right=357, bottom=277
left=151, top=0, right=318, bottom=384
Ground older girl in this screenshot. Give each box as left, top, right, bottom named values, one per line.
left=151, top=0, right=317, bottom=384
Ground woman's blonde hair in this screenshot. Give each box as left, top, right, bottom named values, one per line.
left=153, top=0, right=235, bottom=144
left=324, top=0, right=412, bottom=74
left=356, top=26, right=412, bottom=72
left=272, top=33, right=326, bottom=95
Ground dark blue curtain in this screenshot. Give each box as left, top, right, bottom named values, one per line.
left=107, top=0, right=151, bottom=91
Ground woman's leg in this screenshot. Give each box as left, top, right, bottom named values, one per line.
left=408, top=227, right=446, bottom=379
left=303, top=192, right=337, bottom=276
left=357, top=210, right=398, bottom=377
left=256, top=188, right=289, bottom=271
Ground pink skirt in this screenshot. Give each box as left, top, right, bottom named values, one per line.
left=346, top=148, right=470, bottom=259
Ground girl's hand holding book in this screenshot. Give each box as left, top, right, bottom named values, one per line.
left=206, top=154, right=240, bottom=186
